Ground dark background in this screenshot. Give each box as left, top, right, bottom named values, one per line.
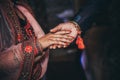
left=27, top=0, right=86, bottom=80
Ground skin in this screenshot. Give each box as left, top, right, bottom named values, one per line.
left=16, top=5, right=74, bottom=50
left=50, top=22, right=81, bottom=49
left=0, top=1, right=77, bottom=79
left=38, top=30, right=74, bottom=50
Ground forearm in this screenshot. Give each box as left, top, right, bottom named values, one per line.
left=0, top=39, right=44, bottom=61
left=0, top=39, right=45, bottom=75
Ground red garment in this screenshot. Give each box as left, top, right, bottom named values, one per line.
left=0, top=1, right=48, bottom=80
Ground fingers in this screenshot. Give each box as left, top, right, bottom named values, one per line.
left=50, top=37, right=73, bottom=45
left=49, top=45, right=58, bottom=49
left=50, top=37, right=72, bottom=43
left=49, top=36, right=71, bottom=48
left=51, top=34, right=74, bottom=40
left=50, top=24, right=62, bottom=32
left=49, top=40, right=68, bottom=49
left=54, top=30, right=71, bottom=35
left=49, top=44, right=57, bottom=49
left=49, top=44, right=68, bottom=49
left=48, top=33, right=74, bottom=48
left=49, top=35, right=72, bottom=49
left=38, top=32, right=73, bottom=50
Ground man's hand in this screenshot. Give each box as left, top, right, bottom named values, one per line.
left=49, top=21, right=82, bottom=49
left=50, top=21, right=81, bottom=40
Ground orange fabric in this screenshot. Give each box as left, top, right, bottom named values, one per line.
left=76, top=36, right=85, bottom=50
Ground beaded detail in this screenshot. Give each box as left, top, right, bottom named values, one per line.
left=4, top=1, right=44, bottom=80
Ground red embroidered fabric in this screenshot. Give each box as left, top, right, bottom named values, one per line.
left=24, top=45, right=33, bottom=53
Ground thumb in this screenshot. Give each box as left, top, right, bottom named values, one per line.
left=50, top=25, right=62, bottom=32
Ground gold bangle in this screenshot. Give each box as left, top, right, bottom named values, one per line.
left=68, top=21, right=82, bottom=34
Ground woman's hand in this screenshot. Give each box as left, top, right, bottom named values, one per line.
left=38, top=30, right=73, bottom=50
left=49, top=21, right=81, bottom=49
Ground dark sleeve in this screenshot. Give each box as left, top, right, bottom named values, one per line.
left=73, top=0, right=108, bottom=33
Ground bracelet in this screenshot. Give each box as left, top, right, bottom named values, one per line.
left=68, top=21, right=82, bottom=34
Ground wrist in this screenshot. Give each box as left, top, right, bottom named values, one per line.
left=68, top=21, right=82, bottom=34
left=36, top=39, right=43, bottom=53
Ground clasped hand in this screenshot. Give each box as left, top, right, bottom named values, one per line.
left=38, top=21, right=81, bottom=50
left=38, top=30, right=74, bottom=50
